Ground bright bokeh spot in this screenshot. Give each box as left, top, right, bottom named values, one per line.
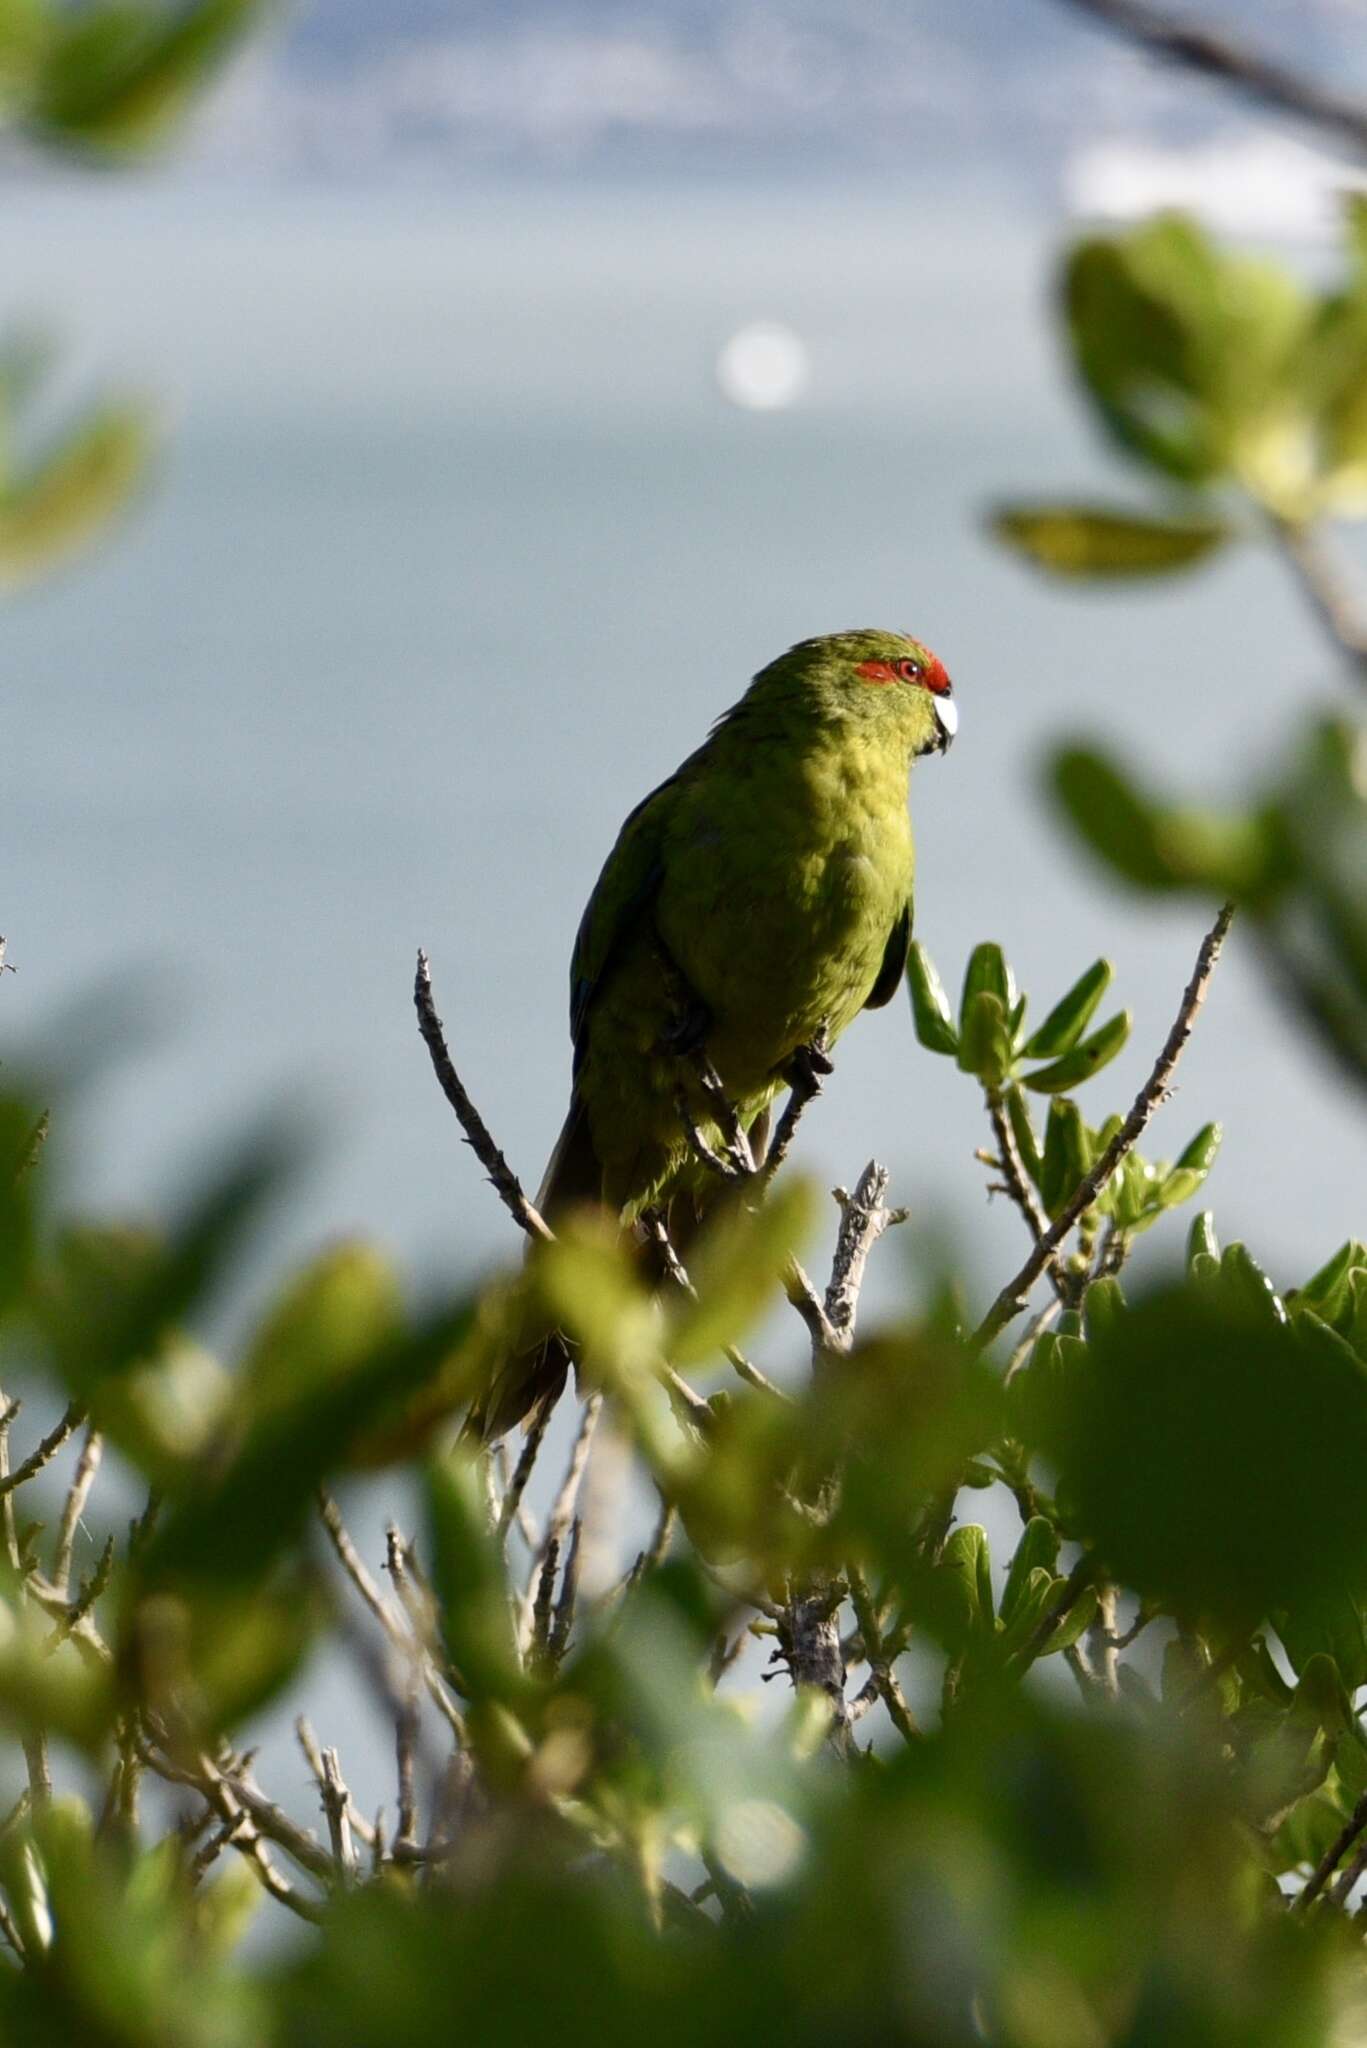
left=714, top=321, right=809, bottom=410
left=714, top=1799, right=808, bottom=1887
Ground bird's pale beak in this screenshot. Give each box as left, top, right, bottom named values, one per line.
left=931, top=693, right=958, bottom=752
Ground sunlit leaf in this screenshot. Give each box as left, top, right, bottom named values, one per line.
left=991, top=502, right=1229, bottom=578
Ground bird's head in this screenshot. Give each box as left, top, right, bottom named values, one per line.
left=751, top=629, right=957, bottom=758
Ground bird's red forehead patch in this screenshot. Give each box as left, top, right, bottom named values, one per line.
left=923, top=655, right=951, bottom=696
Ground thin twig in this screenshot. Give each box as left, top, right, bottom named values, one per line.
left=1299, top=1792, right=1367, bottom=1911
left=1051, top=0, right=1367, bottom=160
left=519, top=1394, right=601, bottom=1647
left=548, top=1519, right=583, bottom=1667
left=1269, top=516, right=1367, bottom=684
left=984, top=1089, right=1071, bottom=1302
left=320, top=1749, right=359, bottom=1882
left=317, top=1491, right=465, bottom=1738
left=496, top=1400, right=554, bottom=1549
left=414, top=949, right=553, bottom=1243
left=975, top=904, right=1235, bottom=1347
left=641, top=1210, right=789, bottom=1402
left=189, top=1812, right=249, bottom=1882
left=53, top=1427, right=103, bottom=1598
left=1331, top=1837, right=1367, bottom=1910
left=848, top=1567, right=920, bottom=1742
left=0, top=1402, right=85, bottom=1498
left=0, top=1391, right=23, bottom=1573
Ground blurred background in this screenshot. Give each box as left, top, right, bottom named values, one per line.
left=7, top=0, right=1366, bottom=1316
left=5, top=0, right=1367, bottom=1839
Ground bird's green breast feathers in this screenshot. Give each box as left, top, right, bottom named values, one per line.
left=567, top=715, right=915, bottom=1212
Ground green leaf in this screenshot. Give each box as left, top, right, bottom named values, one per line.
left=1000, top=1517, right=1060, bottom=1625
left=29, top=0, right=270, bottom=157
left=1024, top=1011, right=1131, bottom=1095
left=1063, top=220, right=1225, bottom=481
left=1040, top=1099, right=1090, bottom=1218
left=1020, top=959, right=1113, bottom=1061
left=935, top=1525, right=994, bottom=1648
left=1294, top=1240, right=1367, bottom=1332
left=669, top=1178, right=813, bottom=1368
left=990, top=502, right=1229, bottom=579
left=1083, top=1275, right=1125, bottom=1345
left=1005, top=1085, right=1043, bottom=1188
left=1277, top=1592, right=1367, bottom=1695
left=1051, top=750, right=1175, bottom=892
left=1220, top=1242, right=1287, bottom=1325
left=956, top=990, right=1012, bottom=1088
left=136, top=1297, right=474, bottom=1590
left=1158, top=1122, right=1222, bottom=1211
left=425, top=1448, right=523, bottom=1708
left=1041, top=1585, right=1099, bottom=1657
left=1045, top=1276, right=1367, bottom=1622
left=905, top=941, right=958, bottom=1055
left=959, top=942, right=1016, bottom=1023
left=0, top=401, right=154, bottom=589
left=1051, top=748, right=1276, bottom=899
left=1187, top=1209, right=1220, bottom=1269
left=236, top=1241, right=406, bottom=1429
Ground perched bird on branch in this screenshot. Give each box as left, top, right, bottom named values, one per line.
left=471, top=628, right=956, bottom=1438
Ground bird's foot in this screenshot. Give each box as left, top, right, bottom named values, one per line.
left=783, top=1034, right=835, bottom=1096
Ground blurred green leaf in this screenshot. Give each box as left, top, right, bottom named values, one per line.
left=27, top=0, right=270, bottom=158
left=668, top=1179, right=813, bottom=1369
left=35, top=1123, right=296, bottom=1406
left=991, top=502, right=1229, bottom=578
left=425, top=1448, right=523, bottom=1713
left=136, top=1295, right=474, bottom=1589
left=0, top=402, right=154, bottom=589
left=1061, top=214, right=1311, bottom=503
left=1276, top=1591, right=1367, bottom=1696
left=1050, top=1274, right=1367, bottom=1621
left=237, top=1241, right=405, bottom=1428
left=1052, top=747, right=1276, bottom=898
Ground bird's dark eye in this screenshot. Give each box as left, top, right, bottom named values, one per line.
left=896, top=658, right=923, bottom=683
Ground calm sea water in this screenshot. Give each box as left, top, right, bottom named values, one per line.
left=4, top=180, right=1362, bottom=1832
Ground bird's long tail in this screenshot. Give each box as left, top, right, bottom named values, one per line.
left=462, top=1096, right=602, bottom=1443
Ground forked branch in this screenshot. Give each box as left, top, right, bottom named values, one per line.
left=975, top=902, right=1235, bottom=1347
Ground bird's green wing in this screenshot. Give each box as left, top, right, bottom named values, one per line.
left=864, top=898, right=912, bottom=1011
left=569, top=774, right=678, bottom=1071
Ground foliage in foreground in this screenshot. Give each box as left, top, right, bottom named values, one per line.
left=0, top=901, right=1363, bottom=2044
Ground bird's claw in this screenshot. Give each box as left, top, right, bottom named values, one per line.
left=784, top=1037, right=835, bottom=1093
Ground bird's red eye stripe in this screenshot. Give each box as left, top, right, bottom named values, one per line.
left=858, top=653, right=952, bottom=693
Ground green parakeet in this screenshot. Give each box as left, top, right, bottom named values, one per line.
left=474, top=628, right=956, bottom=1438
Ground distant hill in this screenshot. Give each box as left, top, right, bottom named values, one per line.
left=189, top=0, right=1365, bottom=189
